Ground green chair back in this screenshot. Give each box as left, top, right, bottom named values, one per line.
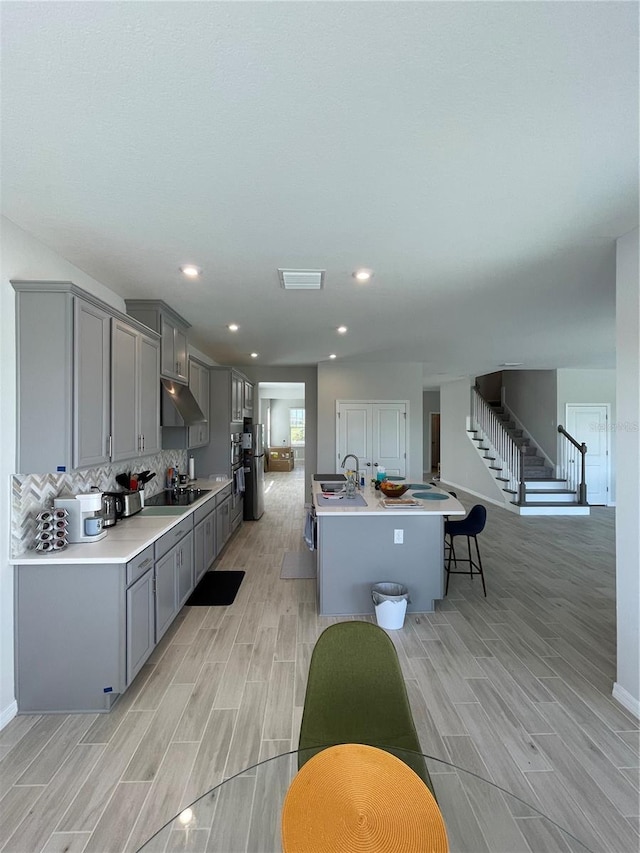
left=298, top=621, right=434, bottom=795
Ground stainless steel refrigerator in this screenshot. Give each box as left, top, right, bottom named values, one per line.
left=243, top=424, right=265, bottom=520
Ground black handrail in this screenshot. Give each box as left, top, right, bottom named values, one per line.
left=557, top=425, right=588, bottom=505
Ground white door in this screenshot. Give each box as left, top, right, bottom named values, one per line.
left=337, top=401, right=407, bottom=479
left=565, top=404, right=610, bottom=505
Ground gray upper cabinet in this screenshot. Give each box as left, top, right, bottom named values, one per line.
left=243, top=379, right=254, bottom=417
left=231, top=371, right=244, bottom=421
left=111, top=318, right=160, bottom=462
left=139, top=333, right=161, bottom=455
left=13, top=284, right=110, bottom=472
left=187, top=359, right=210, bottom=449
left=74, top=299, right=111, bottom=468
left=191, top=368, right=251, bottom=478
left=125, top=299, right=190, bottom=385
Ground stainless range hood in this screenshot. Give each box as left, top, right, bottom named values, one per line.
left=161, top=379, right=206, bottom=425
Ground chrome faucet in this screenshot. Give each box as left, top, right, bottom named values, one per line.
left=341, top=454, right=360, bottom=485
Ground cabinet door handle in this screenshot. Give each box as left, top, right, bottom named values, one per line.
left=108, top=435, right=112, bottom=459
left=139, top=557, right=152, bottom=571
left=142, top=434, right=145, bottom=452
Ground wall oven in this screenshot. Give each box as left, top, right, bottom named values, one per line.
left=231, top=432, right=242, bottom=467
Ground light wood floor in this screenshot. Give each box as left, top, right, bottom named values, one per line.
left=1, top=470, right=638, bottom=852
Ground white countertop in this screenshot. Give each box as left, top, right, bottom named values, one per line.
left=11, top=478, right=232, bottom=565
left=312, top=479, right=466, bottom=517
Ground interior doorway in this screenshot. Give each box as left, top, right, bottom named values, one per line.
left=565, top=403, right=610, bottom=505
left=257, top=382, right=306, bottom=474
left=430, top=412, right=441, bottom=474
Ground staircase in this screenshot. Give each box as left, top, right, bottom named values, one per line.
left=469, top=395, right=590, bottom=516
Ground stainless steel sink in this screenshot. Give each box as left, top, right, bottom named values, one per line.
left=319, top=483, right=346, bottom=493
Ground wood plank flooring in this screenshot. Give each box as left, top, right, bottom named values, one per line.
left=1, top=470, right=638, bottom=852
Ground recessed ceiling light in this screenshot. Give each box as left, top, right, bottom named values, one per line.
left=329, top=354, right=337, bottom=360
left=250, top=352, right=258, bottom=358
left=337, top=325, right=348, bottom=334
left=179, top=265, right=202, bottom=277
left=228, top=323, right=239, bottom=332
left=353, top=269, right=373, bottom=282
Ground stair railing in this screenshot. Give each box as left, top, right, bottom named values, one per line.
left=557, top=425, right=588, bottom=505
left=472, top=388, right=523, bottom=499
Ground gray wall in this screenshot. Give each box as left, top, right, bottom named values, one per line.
left=316, top=362, right=424, bottom=478
left=476, top=371, right=503, bottom=403
left=614, top=227, right=639, bottom=716
left=422, top=390, right=440, bottom=475
left=503, top=370, right=558, bottom=461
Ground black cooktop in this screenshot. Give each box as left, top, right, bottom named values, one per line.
left=145, top=488, right=211, bottom=507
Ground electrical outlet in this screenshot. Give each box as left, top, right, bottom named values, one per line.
left=394, top=529, right=404, bottom=544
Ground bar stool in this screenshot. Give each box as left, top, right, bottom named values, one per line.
left=444, top=504, right=487, bottom=596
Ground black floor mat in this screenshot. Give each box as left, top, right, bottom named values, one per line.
left=185, top=570, right=245, bottom=606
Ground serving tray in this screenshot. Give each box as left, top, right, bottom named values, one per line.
left=380, top=498, right=422, bottom=508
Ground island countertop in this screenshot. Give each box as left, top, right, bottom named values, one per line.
left=312, top=478, right=465, bottom=517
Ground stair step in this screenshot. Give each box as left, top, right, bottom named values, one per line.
left=517, top=500, right=588, bottom=508
left=526, top=489, right=574, bottom=495
left=525, top=478, right=568, bottom=489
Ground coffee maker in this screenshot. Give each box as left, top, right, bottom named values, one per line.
left=54, top=492, right=107, bottom=543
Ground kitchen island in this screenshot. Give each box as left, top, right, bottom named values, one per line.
left=312, top=479, right=465, bottom=615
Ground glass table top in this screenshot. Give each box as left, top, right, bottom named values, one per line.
left=135, top=747, right=597, bottom=852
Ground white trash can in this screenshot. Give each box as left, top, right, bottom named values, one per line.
left=371, top=583, right=409, bottom=630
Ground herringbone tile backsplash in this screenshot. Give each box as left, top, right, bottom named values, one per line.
left=11, top=450, right=187, bottom=556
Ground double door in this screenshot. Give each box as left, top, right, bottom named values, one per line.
left=336, top=401, right=407, bottom=480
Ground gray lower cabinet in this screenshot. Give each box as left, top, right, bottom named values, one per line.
left=216, top=493, right=232, bottom=555
left=194, top=503, right=216, bottom=583
left=231, top=493, right=243, bottom=535
left=154, top=516, right=194, bottom=642
left=14, top=511, right=203, bottom=713
left=15, top=561, right=127, bottom=713
left=126, top=567, right=155, bottom=685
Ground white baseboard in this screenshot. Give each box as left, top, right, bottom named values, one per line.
left=612, top=683, right=640, bottom=720
left=0, top=700, right=18, bottom=731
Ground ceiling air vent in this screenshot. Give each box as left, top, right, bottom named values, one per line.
left=278, top=269, right=325, bottom=290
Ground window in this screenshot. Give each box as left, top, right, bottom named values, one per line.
left=289, top=408, right=305, bottom=445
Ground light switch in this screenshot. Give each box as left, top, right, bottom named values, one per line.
left=394, top=529, right=404, bottom=544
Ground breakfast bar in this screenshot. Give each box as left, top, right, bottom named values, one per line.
left=312, top=479, right=465, bottom=615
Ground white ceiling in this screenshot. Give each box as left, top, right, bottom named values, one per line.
left=2, top=2, right=638, bottom=388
